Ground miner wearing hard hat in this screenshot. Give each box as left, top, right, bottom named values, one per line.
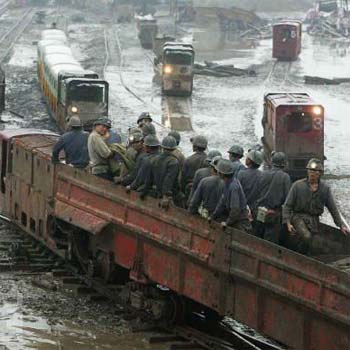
left=254, top=152, right=291, bottom=244
left=211, top=159, right=251, bottom=232
left=283, top=158, right=349, bottom=254
left=52, top=116, right=89, bottom=168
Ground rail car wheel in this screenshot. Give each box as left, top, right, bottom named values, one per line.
left=167, top=294, right=187, bottom=325
left=95, top=250, right=114, bottom=283
left=69, top=230, right=91, bottom=273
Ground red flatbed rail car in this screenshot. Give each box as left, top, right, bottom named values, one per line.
left=273, top=21, right=302, bottom=61
left=262, top=92, right=324, bottom=179
left=0, top=129, right=350, bottom=350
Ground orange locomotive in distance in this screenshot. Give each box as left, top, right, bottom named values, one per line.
left=273, top=21, right=302, bottom=61
left=0, top=128, right=349, bottom=350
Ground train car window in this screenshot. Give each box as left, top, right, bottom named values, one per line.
left=8, top=145, right=13, bottom=174
left=286, top=112, right=313, bottom=133
left=281, top=28, right=291, bottom=41
left=68, top=83, right=106, bottom=103
left=0, top=140, right=7, bottom=193
left=21, top=212, right=27, bottom=227
left=164, top=51, right=193, bottom=65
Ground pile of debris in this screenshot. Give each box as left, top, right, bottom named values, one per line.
left=194, top=61, right=256, bottom=77
left=307, top=1, right=350, bottom=39
left=304, top=75, right=350, bottom=85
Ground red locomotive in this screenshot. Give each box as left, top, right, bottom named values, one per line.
left=262, top=92, right=324, bottom=179
left=0, top=128, right=349, bottom=350
left=273, top=21, right=302, bottom=61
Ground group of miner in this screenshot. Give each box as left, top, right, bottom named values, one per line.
left=52, top=113, right=349, bottom=255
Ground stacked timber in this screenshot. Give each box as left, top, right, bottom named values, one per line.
left=194, top=61, right=256, bottom=77
left=304, top=75, right=350, bottom=85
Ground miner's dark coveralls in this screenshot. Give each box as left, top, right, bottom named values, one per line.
left=188, top=175, right=224, bottom=218
left=212, top=177, right=251, bottom=231
left=188, top=167, right=212, bottom=201
left=255, top=167, right=291, bottom=244
left=237, top=167, right=262, bottom=210
left=142, top=151, right=180, bottom=203
left=52, top=129, right=89, bottom=168
left=121, top=149, right=146, bottom=186
left=181, top=151, right=207, bottom=194
left=130, top=150, right=160, bottom=191
left=231, top=159, right=246, bottom=177
left=283, top=179, right=344, bottom=254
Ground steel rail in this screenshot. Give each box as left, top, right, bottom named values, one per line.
left=0, top=0, right=11, bottom=17
left=0, top=8, right=35, bottom=62
left=103, top=20, right=171, bottom=131
left=0, top=212, right=281, bottom=350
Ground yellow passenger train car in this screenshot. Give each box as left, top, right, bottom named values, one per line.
left=37, top=29, right=109, bottom=131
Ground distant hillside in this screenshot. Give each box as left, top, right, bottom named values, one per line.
left=192, top=0, right=314, bottom=11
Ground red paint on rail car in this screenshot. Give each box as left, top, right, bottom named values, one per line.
left=0, top=129, right=350, bottom=350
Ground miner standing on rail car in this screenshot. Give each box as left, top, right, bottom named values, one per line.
left=137, top=112, right=156, bottom=137
left=188, top=156, right=224, bottom=219
left=210, top=159, right=251, bottom=231
left=181, top=135, right=208, bottom=201
left=52, top=116, right=89, bottom=168
left=144, top=135, right=181, bottom=209
left=88, top=118, right=116, bottom=180
left=283, top=158, right=349, bottom=254
left=168, top=130, right=185, bottom=169
left=188, top=150, right=222, bottom=203
left=237, top=150, right=264, bottom=213
left=117, top=133, right=146, bottom=186
left=104, top=119, right=122, bottom=145
left=254, top=152, right=291, bottom=244
left=103, top=119, right=123, bottom=176
left=227, top=144, right=246, bottom=177
left=117, top=130, right=144, bottom=182
left=127, top=134, right=160, bottom=193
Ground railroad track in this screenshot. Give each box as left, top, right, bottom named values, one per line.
left=0, top=216, right=284, bottom=350
left=0, top=0, right=11, bottom=17
left=265, top=60, right=292, bottom=88
left=0, top=7, right=35, bottom=63
left=104, top=21, right=193, bottom=132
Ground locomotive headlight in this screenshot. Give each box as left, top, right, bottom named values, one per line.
left=163, top=65, right=173, bottom=74
left=71, top=106, right=79, bottom=113
left=312, top=106, right=322, bottom=116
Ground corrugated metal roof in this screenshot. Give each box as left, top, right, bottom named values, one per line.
left=37, top=39, right=67, bottom=50
left=41, top=29, right=67, bottom=40
left=51, top=64, right=84, bottom=79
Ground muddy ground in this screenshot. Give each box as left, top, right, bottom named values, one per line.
left=1, top=1, right=350, bottom=349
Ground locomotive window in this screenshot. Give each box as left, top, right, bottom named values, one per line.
left=281, top=28, right=291, bottom=41
left=68, top=83, right=105, bottom=103
left=286, top=112, right=313, bottom=133
left=164, top=51, right=193, bottom=65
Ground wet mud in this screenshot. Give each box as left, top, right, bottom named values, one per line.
left=1, top=3, right=350, bottom=349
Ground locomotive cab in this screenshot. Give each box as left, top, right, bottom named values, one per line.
left=273, top=21, right=302, bottom=61
left=262, top=92, right=324, bottom=179
left=62, top=78, right=109, bottom=131
left=161, top=43, right=194, bottom=97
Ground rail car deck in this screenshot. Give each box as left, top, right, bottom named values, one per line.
left=0, top=130, right=350, bottom=350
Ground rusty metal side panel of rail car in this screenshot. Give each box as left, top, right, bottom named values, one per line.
left=53, top=165, right=350, bottom=350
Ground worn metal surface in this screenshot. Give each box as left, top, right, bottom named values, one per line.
left=273, top=22, right=302, bottom=61
left=53, top=165, right=350, bottom=350
left=1, top=130, right=350, bottom=350
left=263, top=92, right=324, bottom=179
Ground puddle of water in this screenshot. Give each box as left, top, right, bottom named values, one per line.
left=0, top=301, right=165, bottom=350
